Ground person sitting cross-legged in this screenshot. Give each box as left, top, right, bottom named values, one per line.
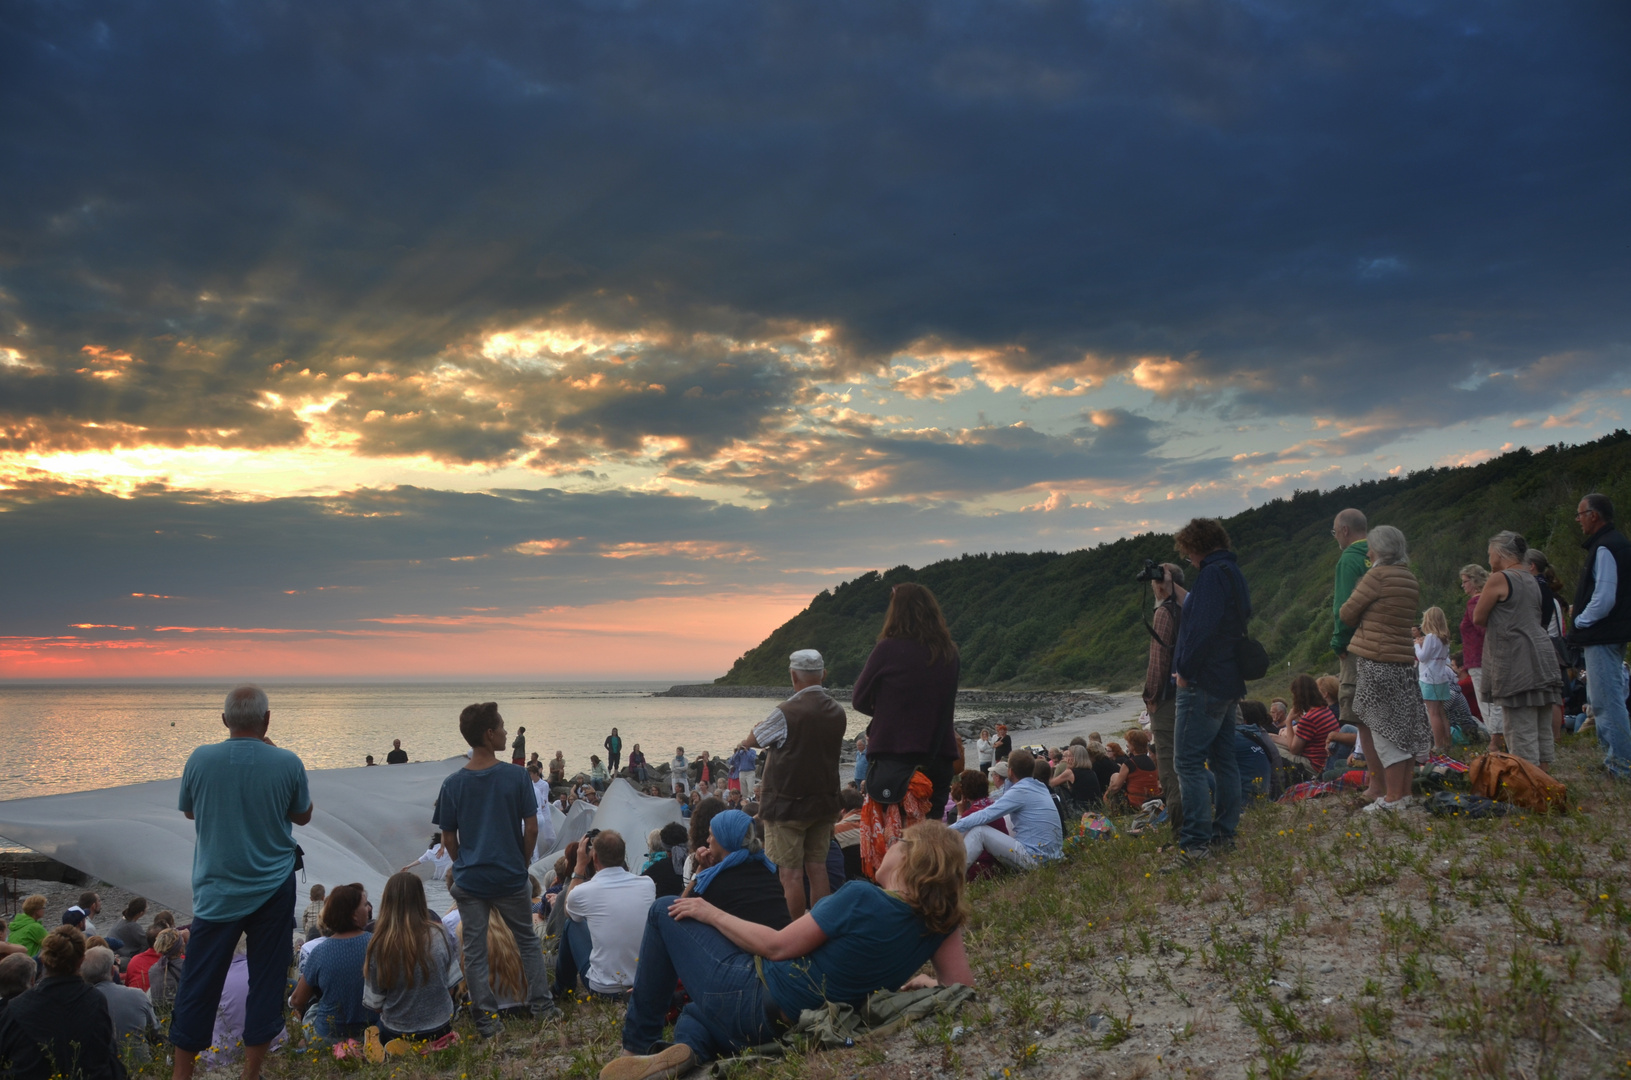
left=557, top=831, right=657, bottom=999
left=605, top=820, right=975, bottom=1080
left=947, top=750, right=1064, bottom=873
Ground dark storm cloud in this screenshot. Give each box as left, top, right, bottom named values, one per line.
left=0, top=480, right=1156, bottom=638
left=2, top=0, right=1627, bottom=469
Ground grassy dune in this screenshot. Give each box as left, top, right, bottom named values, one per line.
left=128, top=734, right=1623, bottom=1080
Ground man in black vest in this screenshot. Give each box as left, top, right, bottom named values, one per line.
left=1568, top=492, right=1631, bottom=780
left=735, top=648, right=846, bottom=919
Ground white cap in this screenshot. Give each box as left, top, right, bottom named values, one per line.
left=789, top=649, right=825, bottom=672
left=992, top=761, right=1010, bottom=777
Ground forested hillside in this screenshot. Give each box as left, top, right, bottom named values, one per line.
left=718, top=432, right=1631, bottom=691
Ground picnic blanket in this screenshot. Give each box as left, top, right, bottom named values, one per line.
left=696, top=984, right=977, bottom=1076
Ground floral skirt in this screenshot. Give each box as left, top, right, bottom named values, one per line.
left=859, top=770, right=935, bottom=879
left=1353, top=657, right=1432, bottom=759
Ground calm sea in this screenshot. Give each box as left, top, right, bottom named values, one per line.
left=0, top=681, right=877, bottom=805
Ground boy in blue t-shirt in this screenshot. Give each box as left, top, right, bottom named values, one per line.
left=435, top=702, right=558, bottom=1035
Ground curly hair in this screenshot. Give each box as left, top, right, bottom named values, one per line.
left=39, top=925, right=86, bottom=977
left=1173, top=518, right=1230, bottom=560
left=893, top=821, right=970, bottom=937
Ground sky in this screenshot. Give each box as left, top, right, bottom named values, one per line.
left=2, top=0, right=1628, bottom=679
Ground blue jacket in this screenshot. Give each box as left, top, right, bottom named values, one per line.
left=1173, top=549, right=1252, bottom=699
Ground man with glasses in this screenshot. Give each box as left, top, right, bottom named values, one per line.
left=1569, top=493, right=1631, bottom=780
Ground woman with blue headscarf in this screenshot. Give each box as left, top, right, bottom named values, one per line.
left=683, top=810, right=790, bottom=929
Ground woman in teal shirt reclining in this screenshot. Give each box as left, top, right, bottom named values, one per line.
left=604, top=820, right=976, bottom=1080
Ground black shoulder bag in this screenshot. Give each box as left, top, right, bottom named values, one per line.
left=867, top=704, right=959, bottom=807
left=1225, top=569, right=1270, bottom=681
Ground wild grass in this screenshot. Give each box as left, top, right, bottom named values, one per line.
left=124, top=734, right=1631, bottom=1079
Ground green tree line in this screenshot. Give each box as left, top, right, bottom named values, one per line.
left=717, top=431, right=1631, bottom=691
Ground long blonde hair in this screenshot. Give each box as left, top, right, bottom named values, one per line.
left=365, top=872, right=439, bottom=992
left=893, top=821, right=970, bottom=937
left=1421, top=606, right=1450, bottom=641
left=480, top=913, right=525, bottom=1003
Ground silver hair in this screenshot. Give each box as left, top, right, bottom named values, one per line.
left=80, top=946, right=117, bottom=984
left=1367, top=525, right=1409, bottom=566
left=222, top=685, right=269, bottom=730
left=1488, top=530, right=1528, bottom=562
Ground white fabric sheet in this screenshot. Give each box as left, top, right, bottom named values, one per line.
left=0, top=765, right=683, bottom=920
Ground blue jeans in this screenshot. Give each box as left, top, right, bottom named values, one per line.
left=556, top=917, right=596, bottom=996
left=1585, top=644, right=1631, bottom=777
left=1174, top=685, right=1242, bottom=854
left=450, top=881, right=554, bottom=1028
left=621, top=896, right=780, bottom=1061
left=169, top=871, right=295, bottom=1053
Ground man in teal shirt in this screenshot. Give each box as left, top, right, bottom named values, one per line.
left=171, top=686, right=312, bottom=1080
left=1330, top=508, right=1370, bottom=727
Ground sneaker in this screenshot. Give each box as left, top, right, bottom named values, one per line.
left=599, top=1043, right=696, bottom=1080
left=1361, top=796, right=1407, bottom=814
left=531, top=1000, right=563, bottom=1023
left=1159, top=847, right=1211, bottom=874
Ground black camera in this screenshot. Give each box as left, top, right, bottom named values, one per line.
left=1136, top=558, right=1165, bottom=583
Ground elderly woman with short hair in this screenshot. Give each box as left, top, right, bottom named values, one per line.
left=1339, top=525, right=1432, bottom=813
left=1473, top=531, right=1564, bottom=769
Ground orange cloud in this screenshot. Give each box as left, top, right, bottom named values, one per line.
left=0, top=592, right=809, bottom=679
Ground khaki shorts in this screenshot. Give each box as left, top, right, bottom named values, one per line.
left=1339, top=653, right=1358, bottom=724
left=763, top=818, right=833, bottom=868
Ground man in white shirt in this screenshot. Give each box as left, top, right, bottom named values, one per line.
left=557, top=830, right=655, bottom=997
left=669, top=748, right=690, bottom=794
left=950, top=750, right=1064, bottom=873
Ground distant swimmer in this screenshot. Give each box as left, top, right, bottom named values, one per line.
left=511, top=725, right=527, bottom=766
left=365, top=755, right=377, bottom=766
left=385, top=739, right=408, bottom=765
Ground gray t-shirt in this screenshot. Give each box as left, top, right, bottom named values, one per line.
left=361, top=924, right=462, bottom=1036
left=95, top=979, right=157, bottom=1062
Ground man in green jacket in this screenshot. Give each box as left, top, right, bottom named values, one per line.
left=1331, top=508, right=1370, bottom=727
left=5, top=895, right=48, bottom=956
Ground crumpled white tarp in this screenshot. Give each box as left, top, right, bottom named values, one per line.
left=530, top=779, right=684, bottom=881
left=0, top=764, right=683, bottom=920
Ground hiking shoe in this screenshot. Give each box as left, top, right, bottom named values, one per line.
left=599, top=1043, right=695, bottom=1080
left=1361, top=796, right=1407, bottom=814
left=1159, top=847, right=1211, bottom=874
left=531, top=999, right=563, bottom=1023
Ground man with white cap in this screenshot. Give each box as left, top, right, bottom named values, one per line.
left=735, top=648, right=847, bottom=920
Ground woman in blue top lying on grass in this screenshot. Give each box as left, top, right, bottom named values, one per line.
left=602, top=819, right=976, bottom=1080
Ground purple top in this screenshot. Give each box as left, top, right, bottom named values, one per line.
left=851, top=637, right=959, bottom=758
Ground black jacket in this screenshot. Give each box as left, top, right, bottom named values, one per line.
left=0, top=975, right=128, bottom=1080
left=1570, top=526, right=1631, bottom=647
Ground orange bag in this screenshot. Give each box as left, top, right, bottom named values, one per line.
left=1466, top=751, right=1568, bottom=814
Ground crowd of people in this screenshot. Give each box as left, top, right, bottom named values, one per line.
left=2, top=491, right=1625, bottom=1080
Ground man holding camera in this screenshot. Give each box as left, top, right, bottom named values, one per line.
left=1167, top=518, right=1251, bottom=871
left=1140, top=560, right=1187, bottom=835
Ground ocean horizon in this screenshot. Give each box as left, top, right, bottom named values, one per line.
left=0, top=679, right=874, bottom=806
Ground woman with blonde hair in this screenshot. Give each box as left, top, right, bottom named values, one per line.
left=1339, top=525, right=1432, bottom=812
left=4, top=894, right=47, bottom=957
left=362, top=872, right=463, bottom=1049
left=606, top=820, right=974, bottom=1080
left=1414, top=606, right=1455, bottom=752
left=146, top=927, right=187, bottom=1007
left=1459, top=563, right=1502, bottom=747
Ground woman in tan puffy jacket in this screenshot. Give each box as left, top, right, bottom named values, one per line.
left=1338, top=525, right=1433, bottom=813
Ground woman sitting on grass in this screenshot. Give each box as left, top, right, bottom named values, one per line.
left=604, top=820, right=975, bottom=1080
left=362, top=872, right=463, bottom=1051
left=291, top=883, right=377, bottom=1043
